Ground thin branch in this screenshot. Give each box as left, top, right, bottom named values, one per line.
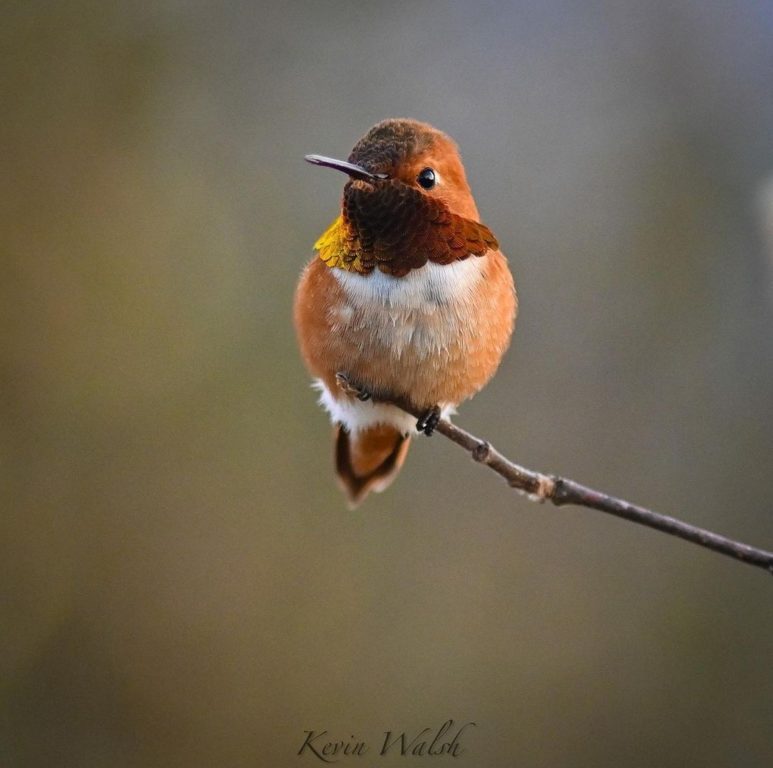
left=389, top=396, right=773, bottom=575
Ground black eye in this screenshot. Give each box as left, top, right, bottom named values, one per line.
left=417, top=167, right=436, bottom=189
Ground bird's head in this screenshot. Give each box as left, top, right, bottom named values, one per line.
left=306, top=119, right=498, bottom=276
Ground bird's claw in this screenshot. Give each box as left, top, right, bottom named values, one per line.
left=416, top=405, right=441, bottom=436
left=335, top=372, right=371, bottom=401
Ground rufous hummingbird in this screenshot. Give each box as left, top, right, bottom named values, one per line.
left=294, top=119, right=516, bottom=506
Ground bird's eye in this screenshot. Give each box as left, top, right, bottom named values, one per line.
left=417, top=167, right=436, bottom=189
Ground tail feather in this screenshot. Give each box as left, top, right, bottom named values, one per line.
left=335, top=424, right=411, bottom=507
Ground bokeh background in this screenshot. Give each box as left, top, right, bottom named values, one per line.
left=3, top=1, right=773, bottom=766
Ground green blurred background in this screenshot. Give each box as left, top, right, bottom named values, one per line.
left=3, top=1, right=773, bottom=766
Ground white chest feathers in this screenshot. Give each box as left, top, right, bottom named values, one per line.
left=333, top=257, right=483, bottom=309
left=329, top=258, right=485, bottom=358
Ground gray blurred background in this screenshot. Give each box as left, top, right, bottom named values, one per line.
left=2, top=1, right=773, bottom=766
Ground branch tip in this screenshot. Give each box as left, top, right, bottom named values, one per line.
left=382, top=395, right=773, bottom=575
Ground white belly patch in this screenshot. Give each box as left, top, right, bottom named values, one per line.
left=314, top=379, right=454, bottom=435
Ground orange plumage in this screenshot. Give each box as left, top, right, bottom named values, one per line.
left=294, top=119, right=517, bottom=506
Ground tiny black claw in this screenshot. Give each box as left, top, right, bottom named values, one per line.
left=416, top=405, right=441, bottom=436
left=335, top=372, right=371, bottom=401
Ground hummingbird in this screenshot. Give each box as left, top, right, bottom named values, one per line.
left=294, top=119, right=516, bottom=506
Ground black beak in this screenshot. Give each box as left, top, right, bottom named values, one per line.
left=304, top=154, right=386, bottom=182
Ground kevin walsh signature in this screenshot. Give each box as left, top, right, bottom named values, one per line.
left=298, top=720, right=476, bottom=762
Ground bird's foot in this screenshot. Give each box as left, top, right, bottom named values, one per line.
left=416, top=405, right=441, bottom=436
left=335, top=372, right=371, bottom=401
left=336, top=373, right=440, bottom=434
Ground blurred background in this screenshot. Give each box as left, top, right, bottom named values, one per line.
left=2, top=1, right=773, bottom=766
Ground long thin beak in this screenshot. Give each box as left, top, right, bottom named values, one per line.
left=304, top=154, right=385, bottom=182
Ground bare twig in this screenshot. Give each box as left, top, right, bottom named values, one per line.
left=388, top=396, right=773, bottom=575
